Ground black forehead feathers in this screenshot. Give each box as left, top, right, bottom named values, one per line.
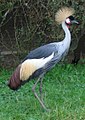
left=68, top=16, right=74, bottom=20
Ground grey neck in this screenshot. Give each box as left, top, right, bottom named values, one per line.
left=62, top=22, right=71, bottom=48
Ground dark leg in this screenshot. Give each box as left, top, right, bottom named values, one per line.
left=32, top=74, right=48, bottom=111
left=39, top=77, right=44, bottom=101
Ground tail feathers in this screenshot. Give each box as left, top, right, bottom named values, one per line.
left=8, top=65, right=22, bottom=90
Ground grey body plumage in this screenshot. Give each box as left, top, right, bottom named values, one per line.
left=22, top=42, right=68, bottom=80
left=22, top=43, right=58, bottom=60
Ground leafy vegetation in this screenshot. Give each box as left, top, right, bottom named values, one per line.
left=0, top=64, right=85, bottom=120
left=0, top=0, right=85, bottom=51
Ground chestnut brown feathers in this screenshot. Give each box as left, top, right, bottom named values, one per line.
left=8, top=65, right=22, bottom=90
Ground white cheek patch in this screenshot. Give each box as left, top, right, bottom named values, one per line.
left=66, top=18, right=71, bottom=24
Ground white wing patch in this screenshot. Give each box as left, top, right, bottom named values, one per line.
left=34, top=52, right=54, bottom=69
left=20, top=52, right=54, bottom=81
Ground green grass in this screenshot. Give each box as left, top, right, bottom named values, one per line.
left=0, top=64, right=85, bottom=120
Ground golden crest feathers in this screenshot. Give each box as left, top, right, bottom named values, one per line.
left=55, top=7, right=75, bottom=24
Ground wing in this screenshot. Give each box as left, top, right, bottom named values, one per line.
left=30, top=54, right=62, bottom=79
left=43, top=48, right=69, bottom=72
left=22, top=43, right=59, bottom=62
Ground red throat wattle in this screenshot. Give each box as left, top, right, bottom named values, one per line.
left=67, top=25, right=70, bottom=29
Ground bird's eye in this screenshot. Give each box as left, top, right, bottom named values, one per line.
left=65, top=18, right=71, bottom=24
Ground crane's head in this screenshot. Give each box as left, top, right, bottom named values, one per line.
left=55, top=7, right=79, bottom=28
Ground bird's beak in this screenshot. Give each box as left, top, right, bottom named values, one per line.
left=72, top=20, right=79, bottom=25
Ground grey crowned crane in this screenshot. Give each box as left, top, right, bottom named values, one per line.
left=8, top=7, right=79, bottom=110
